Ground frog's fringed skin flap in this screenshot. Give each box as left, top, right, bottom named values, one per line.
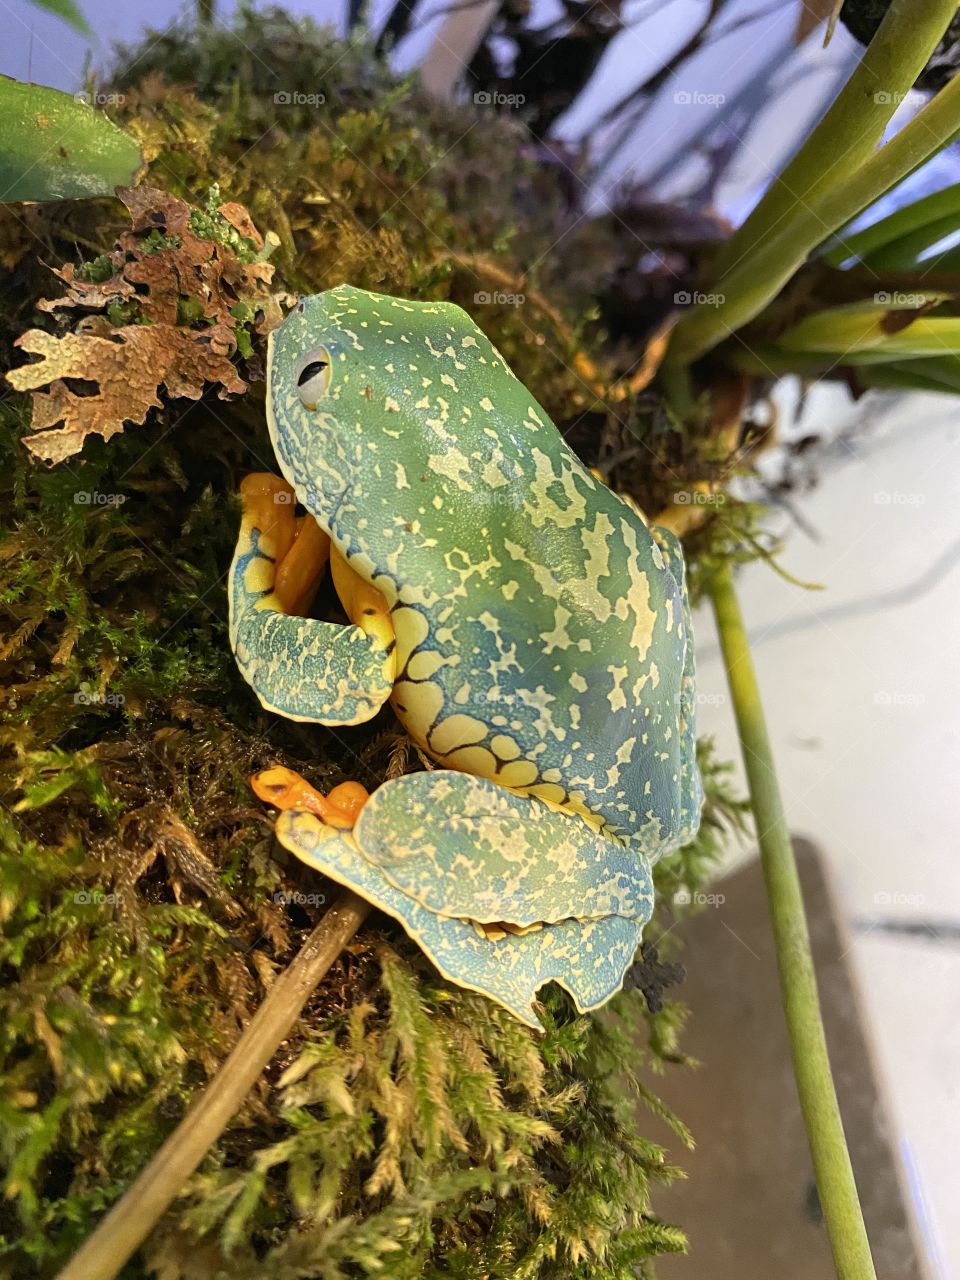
left=275, top=809, right=650, bottom=1029
left=355, top=769, right=654, bottom=925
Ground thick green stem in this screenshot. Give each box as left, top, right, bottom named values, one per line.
left=709, top=564, right=877, bottom=1280
left=56, top=890, right=370, bottom=1280
left=712, top=0, right=958, bottom=280
left=659, top=359, right=697, bottom=420
left=667, top=70, right=960, bottom=366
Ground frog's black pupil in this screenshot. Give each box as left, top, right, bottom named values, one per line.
left=297, top=360, right=328, bottom=386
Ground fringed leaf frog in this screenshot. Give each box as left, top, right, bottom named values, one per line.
left=229, top=284, right=702, bottom=1028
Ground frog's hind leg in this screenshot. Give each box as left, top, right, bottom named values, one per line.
left=351, top=769, right=655, bottom=929
left=229, top=473, right=396, bottom=725
left=273, top=805, right=646, bottom=1029
left=257, top=762, right=651, bottom=1026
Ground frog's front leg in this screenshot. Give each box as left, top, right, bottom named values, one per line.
left=229, top=473, right=396, bottom=725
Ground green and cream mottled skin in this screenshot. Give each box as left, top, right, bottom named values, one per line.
left=229, top=284, right=702, bottom=1028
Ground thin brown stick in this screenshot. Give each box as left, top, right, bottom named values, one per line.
left=56, top=889, right=371, bottom=1280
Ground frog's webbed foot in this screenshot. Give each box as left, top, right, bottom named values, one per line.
left=265, top=767, right=653, bottom=1028
left=229, top=473, right=396, bottom=726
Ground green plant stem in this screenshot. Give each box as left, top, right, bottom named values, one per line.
left=56, top=889, right=370, bottom=1280
left=712, top=0, right=958, bottom=280
left=709, top=563, right=876, bottom=1280
left=658, top=360, right=696, bottom=420
left=667, top=69, right=960, bottom=366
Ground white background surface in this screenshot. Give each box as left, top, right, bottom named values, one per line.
left=693, top=387, right=960, bottom=1278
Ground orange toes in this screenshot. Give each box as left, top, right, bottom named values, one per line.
left=325, top=780, right=370, bottom=825
left=251, top=766, right=370, bottom=830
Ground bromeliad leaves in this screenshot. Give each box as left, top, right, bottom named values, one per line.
left=8, top=185, right=287, bottom=464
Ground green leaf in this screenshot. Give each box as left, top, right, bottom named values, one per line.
left=860, top=209, right=960, bottom=271
left=25, top=0, right=91, bottom=36
left=0, top=75, right=141, bottom=202
left=856, top=355, right=960, bottom=394
left=775, top=300, right=960, bottom=358
left=821, top=181, right=960, bottom=267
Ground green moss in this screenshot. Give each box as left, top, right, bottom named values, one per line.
left=0, top=10, right=749, bottom=1277
left=77, top=254, right=119, bottom=283
left=189, top=185, right=260, bottom=263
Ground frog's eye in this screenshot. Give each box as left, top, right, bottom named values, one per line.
left=296, top=348, right=331, bottom=407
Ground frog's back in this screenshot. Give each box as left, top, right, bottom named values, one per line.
left=281, top=286, right=696, bottom=855
left=389, top=469, right=690, bottom=856
left=296, top=286, right=696, bottom=855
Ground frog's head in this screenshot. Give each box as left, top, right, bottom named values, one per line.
left=265, top=284, right=516, bottom=510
